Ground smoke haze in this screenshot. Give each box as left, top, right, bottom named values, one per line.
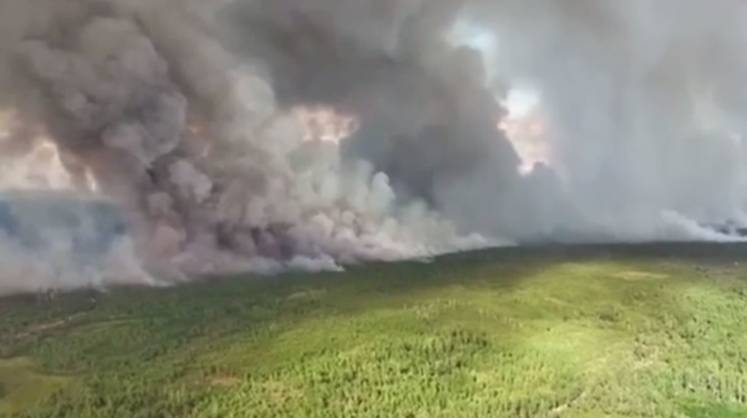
left=0, top=0, right=745, bottom=293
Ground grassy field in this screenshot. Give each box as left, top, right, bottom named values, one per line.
left=1, top=243, right=747, bottom=417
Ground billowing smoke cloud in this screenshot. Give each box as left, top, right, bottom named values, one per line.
left=0, top=0, right=745, bottom=293
left=228, top=0, right=747, bottom=243
left=0, top=0, right=490, bottom=293
left=459, top=0, right=747, bottom=241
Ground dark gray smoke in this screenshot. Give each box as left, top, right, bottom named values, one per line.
left=217, top=0, right=747, bottom=243
left=0, top=0, right=745, bottom=293
left=218, top=0, right=531, bottom=237
left=0, top=0, right=489, bottom=292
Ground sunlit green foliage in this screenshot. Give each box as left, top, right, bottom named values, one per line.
left=1, top=243, right=747, bottom=417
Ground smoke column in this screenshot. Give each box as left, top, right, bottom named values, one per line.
left=0, top=0, right=745, bottom=293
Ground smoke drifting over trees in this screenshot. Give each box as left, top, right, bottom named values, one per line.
left=0, top=0, right=746, bottom=292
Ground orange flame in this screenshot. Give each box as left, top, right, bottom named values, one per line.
left=294, top=106, right=359, bottom=144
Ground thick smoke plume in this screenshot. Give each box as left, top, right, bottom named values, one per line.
left=221, top=0, right=747, bottom=243
left=0, top=0, right=745, bottom=293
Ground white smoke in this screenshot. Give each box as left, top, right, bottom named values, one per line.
left=0, top=191, right=154, bottom=296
